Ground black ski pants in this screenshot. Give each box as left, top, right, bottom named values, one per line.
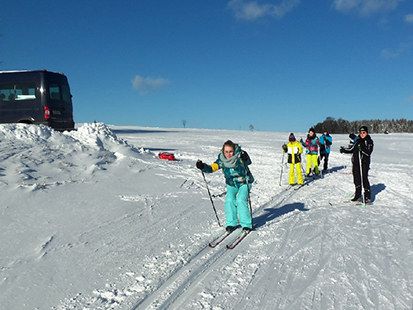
left=319, top=153, right=329, bottom=171
left=352, top=160, right=370, bottom=197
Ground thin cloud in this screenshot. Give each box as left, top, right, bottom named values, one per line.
left=405, top=13, right=413, bottom=23
left=380, top=49, right=400, bottom=58
left=332, top=0, right=405, bottom=16
left=227, top=0, right=300, bottom=21
left=381, top=40, right=413, bottom=58
left=131, top=75, right=169, bottom=95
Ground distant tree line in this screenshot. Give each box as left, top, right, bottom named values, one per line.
left=313, top=117, right=413, bottom=134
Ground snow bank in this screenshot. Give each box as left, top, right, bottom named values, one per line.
left=0, top=123, right=143, bottom=189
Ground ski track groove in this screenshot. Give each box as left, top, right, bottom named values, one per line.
left=231, top=178, right=330, bottom=309
left=233, top=207, right=302, bottom=309
left=130, top=185, right=303, bottom=310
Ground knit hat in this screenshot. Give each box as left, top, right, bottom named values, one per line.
left=359, top=126, right=368, bottom=133
left=309, top=127, right=315, bottom=133
left=289, top=133, right=296, bottom=142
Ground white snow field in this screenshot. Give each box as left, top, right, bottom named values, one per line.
left=0, top=123, right=412, bottom=310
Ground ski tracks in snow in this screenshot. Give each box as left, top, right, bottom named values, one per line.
left=48, top=130, right=413, bottom=310
left=131, top=172, right=413, bottom=310
left=128, top=185, right=309, bottom=309
left=232, top=190, right=413, bottom=309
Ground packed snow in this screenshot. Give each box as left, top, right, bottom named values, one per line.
left=1, top=123, right=412, bottom=310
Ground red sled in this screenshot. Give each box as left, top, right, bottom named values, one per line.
left=158, top=152, right=176, bottom=161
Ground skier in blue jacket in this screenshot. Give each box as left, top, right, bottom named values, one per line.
left=196, top=140, right=254, bottom=233
left=319, top=130, right=333, bottom=172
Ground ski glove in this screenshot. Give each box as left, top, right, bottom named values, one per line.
left=358, top=143, right=365, bottom=153
left=196, top=160, right=205, bottom=170
left=282, top=144, right=288, bottom=152
left=349, top=133, right=356, bottom=140
left=339, top=146, right=345, bottom=153
left=240, top=151, right=249, bottom=161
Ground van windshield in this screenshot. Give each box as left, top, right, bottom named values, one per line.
left=0, top=82, right=36, bottom=102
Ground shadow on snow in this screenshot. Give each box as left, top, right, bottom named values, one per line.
left=327, top=165, right=347, bottom=173
left=112, top=129, right=182, bottom=135
left=146, top=147, right=177, bottom=152
left=371, top=183, right=386, bottom=202
left=254, top=202, right=309, bottom=229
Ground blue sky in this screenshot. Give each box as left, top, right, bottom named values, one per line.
left=1, top=0, right=412, bottom=132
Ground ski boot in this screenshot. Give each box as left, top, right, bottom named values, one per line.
left=351, top=186, right=362, bottom=202
left=226, top=226, right=236, bottom=233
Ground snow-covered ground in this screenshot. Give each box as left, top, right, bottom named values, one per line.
left=1, top=123, right=412, bottom=310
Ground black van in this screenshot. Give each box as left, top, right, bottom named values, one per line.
left=0, top=70, right=75, bottom=131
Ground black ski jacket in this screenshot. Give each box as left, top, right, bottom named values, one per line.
left=341, top=134, right=374, bottom=165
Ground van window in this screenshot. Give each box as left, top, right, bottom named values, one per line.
left=0, top=83, right=36, bottom=102
left=49, top=83, right=61, bottom=101
left=61, top=84, right=71, bottom=104
left=49, top=83, right=71, bottom=104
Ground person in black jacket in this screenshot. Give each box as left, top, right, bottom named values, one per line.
left=340, top=126, right=374, bottom=202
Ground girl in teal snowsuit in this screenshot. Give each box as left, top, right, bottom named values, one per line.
left=196, top=140, right=254, bottom=233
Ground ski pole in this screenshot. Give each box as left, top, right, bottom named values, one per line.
left=358, top=145, right=365, bottom=205
left=279, top=152, right=285, bottom=186
left=200, top=169, right=222, bottom=227
left=243, top=161, right=254, bottom=229
left=301, top=160, right=306, bottom=175
left=319, top=152, right=323, bottom=179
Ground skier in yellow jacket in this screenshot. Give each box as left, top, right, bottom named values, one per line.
left=282, top=133, right=304, bottom=185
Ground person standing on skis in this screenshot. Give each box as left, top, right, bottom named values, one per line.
left=301, top=128, right=320, bottom=177
left=340, top=126, right=374, bottom=203
left=282, top=133, right=303, bottom=185
left=196, top=140, right=254, bottom=233
left=319, top=130, right=333, bottom=173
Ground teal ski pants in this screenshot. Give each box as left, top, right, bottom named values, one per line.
left=225, top=184, right=252, bottom=229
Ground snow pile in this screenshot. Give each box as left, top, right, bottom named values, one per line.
left=0, top=123, right=143, bottom=189
left=0, top=122, right=54, bottom=141
left=71, top=122, right=140, bottom=158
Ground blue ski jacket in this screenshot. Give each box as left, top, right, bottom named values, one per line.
left=319, top=134, right=333, bottom=154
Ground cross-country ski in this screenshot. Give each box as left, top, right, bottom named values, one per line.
left=226, top=229, right=251, bottom=249
left=209, top=231, right=233, bottom=248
